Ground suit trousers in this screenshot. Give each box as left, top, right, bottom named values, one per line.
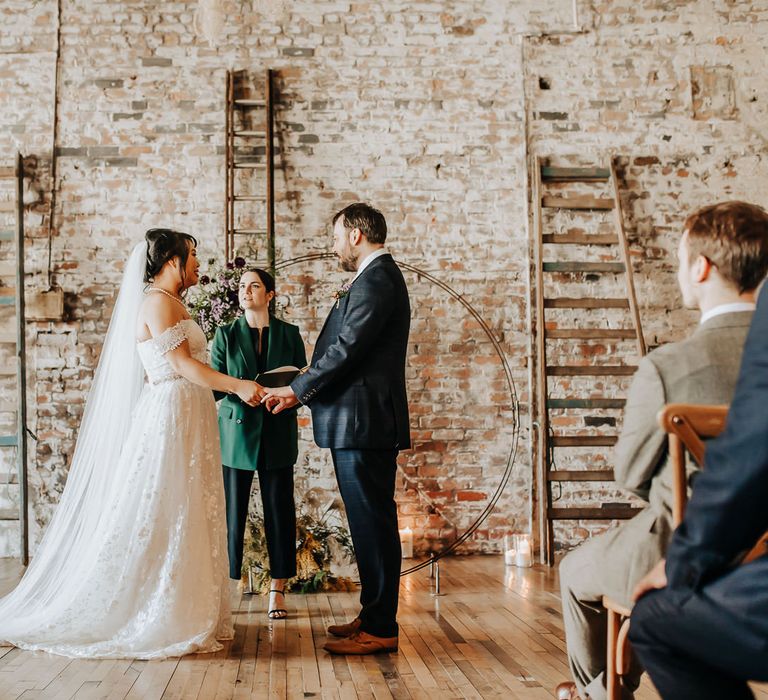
left=630, top=564, right=768, bottom=700
left=331, top=448, right=401, bottom=638
left=558, top=510, right=664, bottom=700
left=222, top=462, right=297, bottom=580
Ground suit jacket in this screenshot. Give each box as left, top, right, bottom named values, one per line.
left=211, top=315, right=307, bottom=471
left=666, top=294, right=768, bottom=628
left=577, top=311, right=753, bottom=605
left=291, top=253, right=411, bottom=450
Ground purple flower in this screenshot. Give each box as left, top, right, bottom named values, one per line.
left=199, top=275, right=210, bottom=285
left=234, top=256, right=246, bottom=268
left=226, top=261, right=235, bottom=270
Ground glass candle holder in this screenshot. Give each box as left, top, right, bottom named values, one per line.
left=503, top=534, right=516, bottom=566
left=399, top=526, right=414, bottom=559
left=515, top=533, right=533, bottom=567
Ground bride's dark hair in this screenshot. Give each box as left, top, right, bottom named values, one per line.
left=144, top=228, right=198, bottom=286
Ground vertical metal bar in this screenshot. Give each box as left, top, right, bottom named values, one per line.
left=431, top=561, right=445, bottom=596
left=265, top=68, right=275, bottom=277
left=15, top=152, right=28, bottom=566
left=520, top=36, right=541, bottom=561
left=224, top=70, right=230, bottom=261
left=225, top=70, right=234, bottom=261
left=532, top=157, right=552, bottom=565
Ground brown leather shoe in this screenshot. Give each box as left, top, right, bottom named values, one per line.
left=324, top=630, right=398, bottom=655
left=554, top=681, right=583, bottom=700
left=327, top=617, right=362, bottom=638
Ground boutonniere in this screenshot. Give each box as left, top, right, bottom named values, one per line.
left=332, top=282, right=352, bottom=309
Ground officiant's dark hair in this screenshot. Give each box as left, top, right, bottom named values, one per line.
left=144, top=228, right=198, bottom=285
left=245, top=267, right=275, bottom=295
left=333, top=202, right=387, bottom=244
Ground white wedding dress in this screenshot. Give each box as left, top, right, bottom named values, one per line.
left=0, top=244, right=233, bottom=659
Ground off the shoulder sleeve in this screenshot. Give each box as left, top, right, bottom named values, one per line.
left=152, top=320, right=189, bottom=356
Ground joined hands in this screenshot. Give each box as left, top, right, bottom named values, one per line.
left=236, top=380, right=266, bottom=407
left=261, top=386, right=300, bottom=414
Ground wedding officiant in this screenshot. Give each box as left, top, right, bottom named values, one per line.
left=211, top=268, right=307, bottom=620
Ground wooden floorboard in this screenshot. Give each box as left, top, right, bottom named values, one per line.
left=1, top=556, right=767, bottom=699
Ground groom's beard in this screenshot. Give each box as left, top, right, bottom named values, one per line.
left=338, top=244, right=359, bottom=273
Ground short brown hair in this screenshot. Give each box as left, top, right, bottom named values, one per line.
left=684, top=201, right=768, bottom=293
left=333, top=202, right=387, bottom=244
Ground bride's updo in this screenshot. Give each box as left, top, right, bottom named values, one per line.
left=144, top=228, right=198, bottom=285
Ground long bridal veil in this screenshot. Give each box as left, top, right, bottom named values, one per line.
left=0, top=242, right=146, bottom=631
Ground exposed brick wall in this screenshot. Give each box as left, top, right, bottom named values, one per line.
left=0, top=0, right=765, bottom=558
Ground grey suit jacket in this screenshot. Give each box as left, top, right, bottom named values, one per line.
left=615, top=311, right=754, bottom=521
left=575, top=311, right=753, bottom=605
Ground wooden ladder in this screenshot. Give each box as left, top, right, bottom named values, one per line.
left=225, top=68, right=277, bottom=274
left=532, top=157, right=646, bottom=565
left=0, top=153, right=29, bottom=565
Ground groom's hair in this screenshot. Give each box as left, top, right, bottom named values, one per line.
left=332, top=203, right=387, bottom=244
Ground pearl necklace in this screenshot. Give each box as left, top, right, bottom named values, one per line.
left=148, top=287, right=187, bottom=311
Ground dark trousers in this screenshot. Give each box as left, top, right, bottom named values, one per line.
left=630, top=577, right=768, bottom=699
left=331, top=448, right=401, bottom=639
left=222, top=463, right=297, bottom=580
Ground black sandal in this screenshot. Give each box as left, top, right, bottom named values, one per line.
left=268, top=589, right=288, bottom=620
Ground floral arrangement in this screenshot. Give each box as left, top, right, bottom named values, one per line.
left=332, top=281, right=352, bottom=309
left=187, top=256, right=247, bottom=340
left=241, top=488, right=357, bottom=594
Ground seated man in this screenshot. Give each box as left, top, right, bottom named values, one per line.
left=629, top=265, right=768, bottom=700
left=556, top=201, right=768, bottom=700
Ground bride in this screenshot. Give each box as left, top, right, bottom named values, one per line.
left=0, top=228, right=263, bottom=659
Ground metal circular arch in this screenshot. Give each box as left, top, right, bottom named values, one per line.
left=275, top=252, right=520, bottom=576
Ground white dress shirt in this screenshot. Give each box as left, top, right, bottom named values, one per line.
left=699, top=301, right=756, bottom=325
left=353, top=247, right=389, bottom=282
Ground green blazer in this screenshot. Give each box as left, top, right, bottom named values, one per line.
left=211, top=315, right=307, bottom=472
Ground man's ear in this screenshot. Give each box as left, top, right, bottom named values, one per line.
left=693, top=255, right=712, bottom=284
left=349, top=228, right=363, bottom=246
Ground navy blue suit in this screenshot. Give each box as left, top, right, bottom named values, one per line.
left=291, top=253, right=410, bottom=638
left=630, top=291, right=768, bottom=699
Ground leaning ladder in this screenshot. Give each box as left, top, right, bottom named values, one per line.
left=0, top=153, right=29, bottom=565
left=225, top=68, right=276, bottom=275
left=532, top=157, right=646, bottom=565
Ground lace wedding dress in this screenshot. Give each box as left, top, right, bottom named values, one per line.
left=0, top=244, right=233, bottom=659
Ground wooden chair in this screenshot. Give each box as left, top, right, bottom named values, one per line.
left=602, top=403, right=729, bottom=700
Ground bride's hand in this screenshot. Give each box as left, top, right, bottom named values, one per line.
left=235, top=380, right=265, bottom=407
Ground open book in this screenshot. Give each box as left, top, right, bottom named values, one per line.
left=255, top=365, right=307, bottom=388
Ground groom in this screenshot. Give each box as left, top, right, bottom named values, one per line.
left=265, top=202, right=411, bottom=655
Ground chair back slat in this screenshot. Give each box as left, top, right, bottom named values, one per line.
left=657, top=404, right=729, bottom=526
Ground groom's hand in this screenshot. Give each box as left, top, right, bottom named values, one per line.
left=262, top=386, right=299, bottom=414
